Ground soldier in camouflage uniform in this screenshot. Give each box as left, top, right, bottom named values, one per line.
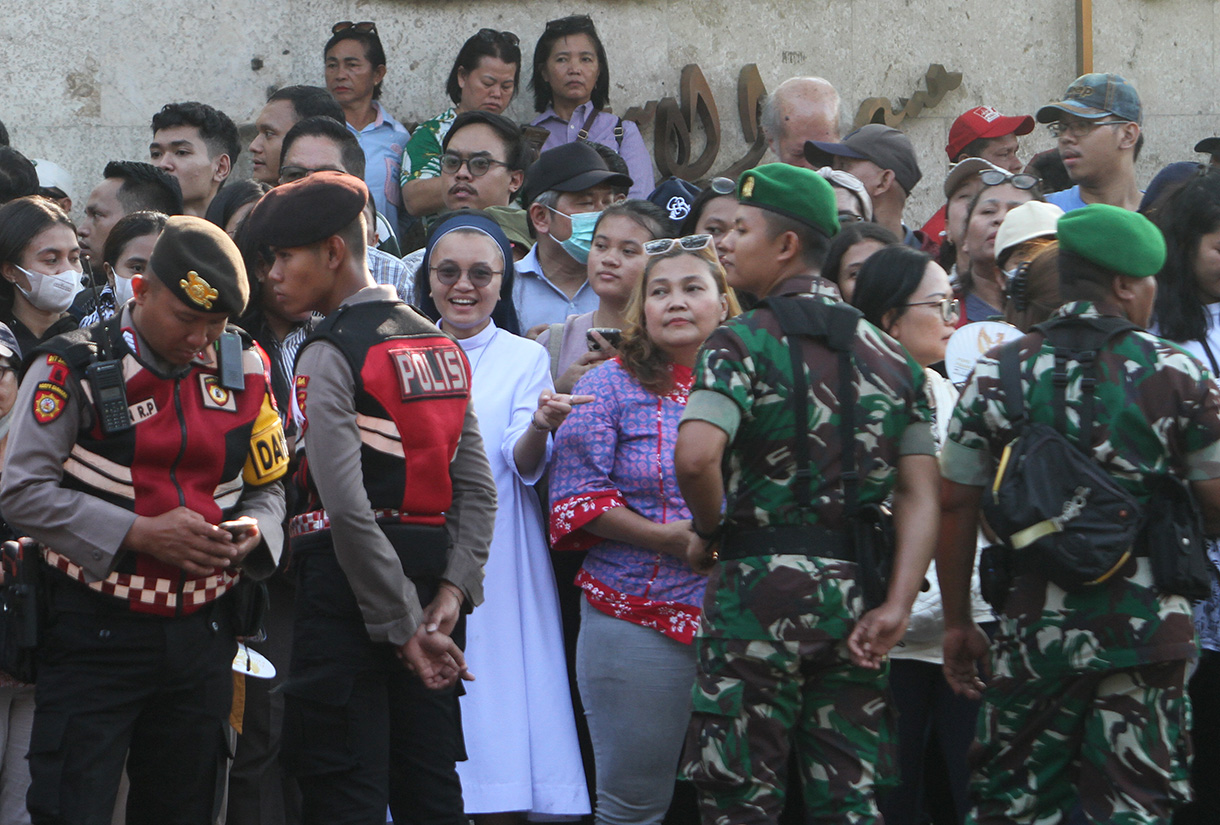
left=674, top=163, right=941, bottom=824
left=938, top=204, right=1220, bottom=824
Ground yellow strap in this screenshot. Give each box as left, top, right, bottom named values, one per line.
left=993, top=442, right=1014, bottom=496
left=1011, top=518, right=1061, bottom=550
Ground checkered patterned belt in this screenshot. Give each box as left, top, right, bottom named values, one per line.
left=289, top=508, right=406, bottom=538
left=43, top=548, right=238, bottom=613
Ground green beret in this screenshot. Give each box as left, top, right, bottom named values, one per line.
left=737, top=163, right=839, bottom=239
left=245, top=170, right=368, bottom=250
left=1057, top=204, right=1166, bottom=278
left=148, top=216, right=248, bottom=315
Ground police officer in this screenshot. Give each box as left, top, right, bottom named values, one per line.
left=674, top=163, right=940, bottom=824
left=0, top=216, right=288, bottom=824
left=938, top=204, right=1220, bottom=823
left=244, top=171, right=496, bottom=824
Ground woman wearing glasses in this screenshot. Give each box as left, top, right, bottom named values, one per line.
left=957, top=170, right=1041, bottom=323
left=413, top=211, right=591, bottom=822
left=549, top=235, right=737, bottom=825
left=529, top=15, right=654, bottom=200
left=324, top=21, right=409, bottom=231
left=402, top=29, right=521, bottom=222
left=850, top=245, right=989, bottom=825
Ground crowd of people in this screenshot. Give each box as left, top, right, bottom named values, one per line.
left=2, top=12, right=1220, bottom=825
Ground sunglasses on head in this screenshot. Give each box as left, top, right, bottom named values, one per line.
left=332, top=20, right=377, bottom=35
left=708, top=177, right=735, bottom=196
left=475, top=28, right=519, bottom=47
left=644, top=234, right=714, bottom=255
left=980, top=169, right=1040, bottom=190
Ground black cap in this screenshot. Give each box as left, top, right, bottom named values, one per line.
left=246, top=170, right=368, bottom=250
left=1195, top=137, right=1220, bottom=156
left=520, top=142, right=633, bottom=206
left=148, top=216, right=249, bottom=316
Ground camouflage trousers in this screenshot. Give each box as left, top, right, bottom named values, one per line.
left=969, top=658, right=1191, bottom=825
left=681, top=635, right=896, bottom=825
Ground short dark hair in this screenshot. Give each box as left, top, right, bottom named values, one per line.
left=954, top=136, right=995, bottom=163
left=324, top=27, right=387, bottom=100
left=585, top=141, right=629, bottom=195
left=151, top=102, right=241, bottom=167
left=0, top=118, right=9, bottom=147
left=850, top=245, right=933, bottom=330
left=267, top=85, right=345, bottom=124
left=822, top=222, right=900, bottom=286
left=1025, top=149, right=1072, bottom=194
left=446, top=29, right=521, bottom=106
left=0, top=147, right=39, bottom=205
left=759, top=210, right=832, bottom=270
left=281, top=116, right=365, bottom=179
left=204, top=179, right=270, bottom=230
left=1058, top=249, right=1121, bottom=304
left=103, top=160, right=184, bottom=215
left=102, top=210, right=169, bottom=269
left=442, top=111, right=531, bottom=173
left=530, top=15, right=610, bottom=113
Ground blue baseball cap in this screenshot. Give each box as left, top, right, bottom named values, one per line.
left=1036, top=73, right=1142, bottom=125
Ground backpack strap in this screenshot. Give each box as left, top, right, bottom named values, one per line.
left=997, top=340, right=1027, bottom=430
left=576, top=107, right=601, bottom=141
left=760, top=296, right=862, bottom=516
left=546, top=323, right=565, bottom=383
left=1035, top=315, right=1138, bottom=448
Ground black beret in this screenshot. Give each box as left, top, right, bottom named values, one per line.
left=148, top=216, right=248, bottom=315
left=245, top=170, right=368, bottom=250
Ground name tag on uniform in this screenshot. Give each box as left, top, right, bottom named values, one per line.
left=129, top=398, right=157, bottom=422
left=389, top=345, right=468, bottom=400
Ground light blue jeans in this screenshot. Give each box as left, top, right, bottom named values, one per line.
left=576, top=599, right=697, bottom=825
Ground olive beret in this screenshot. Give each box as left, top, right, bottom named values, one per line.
left=1057, top=204, right=1165, bottom=278
left=245, top=170, right=368, bottom=250
left=736, top=163, right=839, bottom=239
left=148, top=216, right=248, bottom=315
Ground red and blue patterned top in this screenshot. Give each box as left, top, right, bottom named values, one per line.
left=549, top=358, right=705, bottom=644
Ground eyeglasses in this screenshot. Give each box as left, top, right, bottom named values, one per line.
left=644, top=234, right=713, bottom=255
left=332, top=20, right=377, bottom=35
left=1046, top=119, right=1133, bottom=139
left=979, top=170, right=1040, bottom=190
left=708, top=177, right=735, bottom=195
left=544, top=14, right=595, bottom=34
left=440, top=153, right=510, bottom=177
left=475, top=28, right=519, bottom=47
left=279, top=165, right=345, bottom=183
left=903, top=297, right=961, bottom=323
left=430, top=263, right=502, bottom=287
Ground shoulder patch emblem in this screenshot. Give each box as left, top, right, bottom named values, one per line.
left=180, top=270, right=219, bottom=310
left=199, top=374, right=237, bottom=412
left=295, top=375, right=309, bottom=416
left=33, top=382, right=68, bottom=424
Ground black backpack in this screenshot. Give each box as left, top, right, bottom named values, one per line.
left=983, top=316, right=1145, bottom=591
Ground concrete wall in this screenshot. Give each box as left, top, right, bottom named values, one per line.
left=4, top=0, right=1217, bottom=224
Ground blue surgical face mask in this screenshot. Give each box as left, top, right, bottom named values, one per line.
left=547, top=207, right=602, bottom=264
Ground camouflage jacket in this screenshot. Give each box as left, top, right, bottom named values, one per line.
left=941, top=301, right=1220, bottom=673
left=686, top=276, right=935, bottom=534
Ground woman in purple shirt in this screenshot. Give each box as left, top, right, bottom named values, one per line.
left=550, top=237, right=738, bottom=825
left=528, top=15, right=654, bottom=200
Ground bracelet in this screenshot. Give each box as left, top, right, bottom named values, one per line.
left=530, top=413, right=552, bottom=433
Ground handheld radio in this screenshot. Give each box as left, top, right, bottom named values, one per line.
left=81, top=258, right=133, bottom=435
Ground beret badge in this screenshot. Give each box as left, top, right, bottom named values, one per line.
left=180, top=271, right=219, bottom=310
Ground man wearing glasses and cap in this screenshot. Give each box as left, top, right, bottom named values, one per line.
left=1, top=216, right=287, bottom=824
left=1038, top=73, right=1144, bottom=213
left=674, top=163, right=939, bottom=825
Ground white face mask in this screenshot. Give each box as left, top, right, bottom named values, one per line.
left=112, top=275, right=135, bottom=307
left=15, top=265, right=83, bottom=314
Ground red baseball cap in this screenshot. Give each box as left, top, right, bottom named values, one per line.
left=946, top=106, right=1035, bottom=161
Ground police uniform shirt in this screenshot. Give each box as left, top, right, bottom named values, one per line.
left=0, top=304, right=286, bottom=582
left=294, top=284, right=496, bottom=647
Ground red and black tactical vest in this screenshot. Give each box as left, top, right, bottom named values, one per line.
left=35, top=319, right=288, bottom=616
left=294, top=300, right=470, bottom=526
